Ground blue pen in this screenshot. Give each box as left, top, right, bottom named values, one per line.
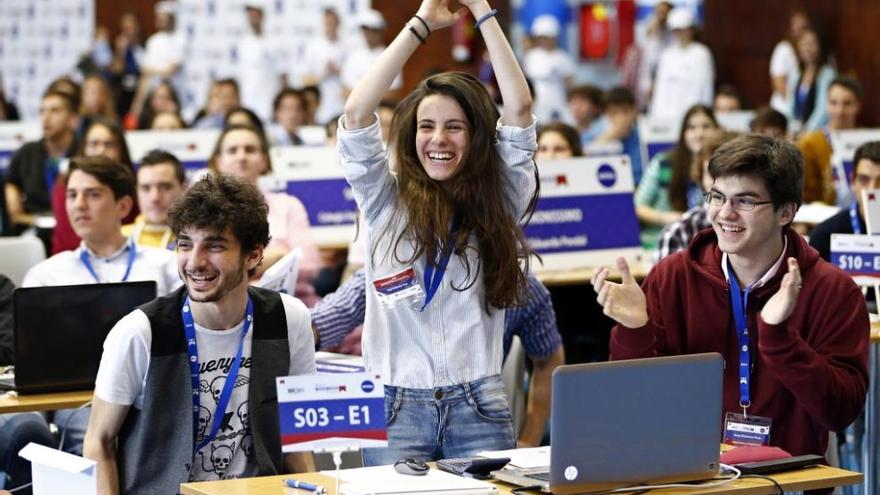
left=285, top=479, right=327, bottom=494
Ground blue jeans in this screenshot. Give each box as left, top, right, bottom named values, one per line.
left=362, top=375, right=515, bottom=466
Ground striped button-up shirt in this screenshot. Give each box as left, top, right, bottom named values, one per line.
left=312, top=269, right=561, bottom=361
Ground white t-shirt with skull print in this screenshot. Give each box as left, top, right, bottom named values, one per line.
left=94, top=293, right=315, bottom=482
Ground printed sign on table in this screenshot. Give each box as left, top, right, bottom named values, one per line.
left=527, top=155, right=643, bottom=270
left=863, top=188, right=880, bottom=235
left=715, top=110, right=755, bottom=133
left=269, top=146, right=357, bottom=248
left=831, top=233, right=880, bottom=286
left=276, top=372, right=386, bottom=453
left=125, top=129, right=220, bottom=178
left=0, top=121, right=41, bottom=174
left=638, top=115, right=677, bottom=163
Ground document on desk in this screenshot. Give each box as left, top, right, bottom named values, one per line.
left=476, top=447, right=550, bottom=469
left=324, top=465, right=498, bottom=494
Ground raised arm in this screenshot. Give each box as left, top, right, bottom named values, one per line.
left=465, top=0, right=532, bottom=126
left=344, top=0, right=464, bottom=129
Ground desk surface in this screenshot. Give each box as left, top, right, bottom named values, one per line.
left=0, top=389, right=92, bottom=413
left=180, top=465, right=862, bottom=495
left=536, top=264, right=651, bottom=287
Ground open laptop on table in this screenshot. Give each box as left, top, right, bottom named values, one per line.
left=1, top=281, right=157, bottom=394
left=493, top=353, right=723, bottom=494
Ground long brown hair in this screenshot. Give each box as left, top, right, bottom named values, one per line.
left=668, top=104, right=717, bottom=211
left=382, top=71, right=538, bottom=309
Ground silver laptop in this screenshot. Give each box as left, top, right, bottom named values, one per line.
left=493, top=353, right=723, bottom=494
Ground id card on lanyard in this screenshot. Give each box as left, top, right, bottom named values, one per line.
left=80, top=240, right=137, bottom=283
left=723, top=261, right=772, bottom=446
left=372, top=221, right=459, bottom=311
left=182, top=294, right=254, bottom=459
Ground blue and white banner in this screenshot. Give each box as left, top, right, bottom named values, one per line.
left=831, top=233, right=880, bottom=286
left=276, top=372, right=386, bottom=453
left=0, top=1, right=94, bottom=119
left=0, top=121, right=41, bottom=174
left=527, top=155, right=643, bottom=270
left=125, top=128, right=220, bottom=178
left=267, top=145, right=356, bottom=248
left=832, top=129, right=880, bottom=207
left=638, top=115, right=677, bottom=163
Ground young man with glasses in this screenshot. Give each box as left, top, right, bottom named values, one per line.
left=593, top=135, right=869, bottom=459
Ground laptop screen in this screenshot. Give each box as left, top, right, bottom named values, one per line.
left=13, top=281, right=157, bottom=394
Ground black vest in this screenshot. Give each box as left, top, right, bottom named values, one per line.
left=117, top=286, right=290, bottom=494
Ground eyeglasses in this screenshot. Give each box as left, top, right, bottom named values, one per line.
left=702, top=191, right=774, bottom=211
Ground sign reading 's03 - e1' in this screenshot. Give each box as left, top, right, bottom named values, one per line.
left=276, top=372, right=387, bottom=452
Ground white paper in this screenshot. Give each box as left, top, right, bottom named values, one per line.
left=19, top=443, right=97, bottom=495
left=256, top=248, right=300, bottom=295
left=475, top=447, right=551, bottom=469
left=322, top=465, right=497, bottom=494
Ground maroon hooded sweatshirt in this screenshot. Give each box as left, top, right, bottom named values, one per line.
left=611, top=228, right=869, bottom=456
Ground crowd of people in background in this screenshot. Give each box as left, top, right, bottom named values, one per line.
left=0, top=0, right=875, bottom=493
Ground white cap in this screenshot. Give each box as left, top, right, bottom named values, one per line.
left=243, top=0, right=267, bottom=11
left=358, top=9, right=386, bottom=30
left=155, top=1, right=177, bottom=16
left=666, top=8, right=695, bottom=30
left=531, top=15, right=560, bottom=38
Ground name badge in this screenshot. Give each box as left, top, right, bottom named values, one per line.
left=372, top=268, right=424, bottom=308
left=723, top=412, right=772, bottom=446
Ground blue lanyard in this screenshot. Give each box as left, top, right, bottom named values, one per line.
left=79, top=241, right=137, bottom=283
left=727, top=260, right=752, bottom=416
left=850, top=201, right=863, bottom=235
left=419, top=221, right=459, bottom=311
left=182, top=294, right=254, bottom=459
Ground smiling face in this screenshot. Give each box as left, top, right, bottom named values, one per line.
left=176, top=226, right=260, bottom=303
left=708, top=174, right=793, bottom=261
left=415, top=94, right=470, bottom=182
left=683, top=111, right=717, bottom=155
left=66, top=169, right=131, bottom=243
left=215, top=129, right=268, bottom=185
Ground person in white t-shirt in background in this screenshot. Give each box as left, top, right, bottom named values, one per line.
left=131, top=1, right=185, bottom=120
left=237, top=1, right=284, bottom=122
left=769, top=10, right=812, bottom=113
left=649, top=8, right=714, bottom=122
left=302, top=7, right=347, bottom=125
left=524, top=15, right=574, bottom=123
left=635, top=1, right=672, bottom=110
left=342, top=9, right=402, bottom=99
